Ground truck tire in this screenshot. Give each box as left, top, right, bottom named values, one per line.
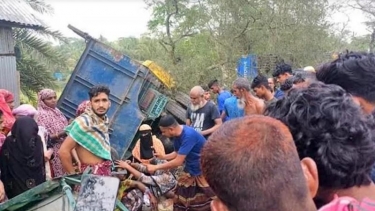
left=174, top=91, right=190, bottom=109
left=166, top=100, right=186, bottom=123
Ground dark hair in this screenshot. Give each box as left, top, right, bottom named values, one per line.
left=266, top=82, right=375, bottom=189
left=201, top=85, right=210, bottom=92
left=292, top=71, right=317, bottom=85
left=88, top=85, right=110, bottom=100
left=208, top=79, right=218, bottom=89
left=317, top=52, right=375, bottom=103
left=280, top=76, right=294, bottom=91
left=251, top=75, right=271, bottom=90
left=201, top=115, right=310, bottom=211
left=272, top=63, right=293, bottom=77
left=158, top=115, right=178, bottom=127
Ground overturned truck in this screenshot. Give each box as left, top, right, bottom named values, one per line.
left=0, top=25, right=190, bottom=211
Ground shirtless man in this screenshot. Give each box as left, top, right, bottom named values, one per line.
left=232, top=77, right=264, bottom=115
left=59, top=85, right=112, bottom=175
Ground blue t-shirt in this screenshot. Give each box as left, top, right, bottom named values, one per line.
left=274, top=89, right=284, bottom=99
left=224, top=96, right=244, bottom=120
left=173, top=125, right=206, bottom=176
left=217, top=91, right=232, bottom=115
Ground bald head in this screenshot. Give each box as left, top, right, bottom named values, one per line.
left=190, top=86, right=205, bottom=96
left=201, top=115, right=314, bottom=211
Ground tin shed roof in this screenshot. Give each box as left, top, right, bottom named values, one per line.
left=0, top=0, right=45, bottom=29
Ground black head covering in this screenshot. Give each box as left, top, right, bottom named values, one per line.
left=139, top=131, right=154, bottom=160
left=0, top=116, right=45, bottom=199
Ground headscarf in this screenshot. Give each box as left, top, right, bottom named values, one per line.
left=0, top=89, right=14, bottom=103
left=36, top=89, right=68, bottom=135
left=12, top=104, right=38, bottom=117
left=0, top=89, right=15, bottom=134
left=76, top=100, right=91, bottom=117
left=140, top=131, right=154, bottom=160
left=0, top=116, right=45, bottom=199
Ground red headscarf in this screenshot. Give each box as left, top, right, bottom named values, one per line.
left=0, top=89, right=15, bottom=135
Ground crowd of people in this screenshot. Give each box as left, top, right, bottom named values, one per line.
left=0, top=51, right=375, bottom=211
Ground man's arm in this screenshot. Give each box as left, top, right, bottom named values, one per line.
left=58, top=136, right=77, bottom=174
left=201, top=104, right=222, bottom=136
left=220, top=110, right=227, bottom=121
left=160, top=151, right=177, bottom=160
left=201, top=118, right=222, bottom=136
left=186, top=108, right=192, bottom=126
left=156, top=154, right=185, bottom=170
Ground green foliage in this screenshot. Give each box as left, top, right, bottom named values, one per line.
left=17, top=56, right=56, bottom=103
left=52, top=0, right=374, bottom=94
left=14, top=0, right=68, bottom=103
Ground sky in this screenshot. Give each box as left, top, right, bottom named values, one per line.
left=43, top=0, right=371, bottom=42
left=44, top=0, right=152, bottom=41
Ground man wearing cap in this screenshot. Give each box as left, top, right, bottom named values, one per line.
left=132, top=124, right=165, bottom=165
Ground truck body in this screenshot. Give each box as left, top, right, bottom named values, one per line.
left=57, top=26, right=177, bottom=159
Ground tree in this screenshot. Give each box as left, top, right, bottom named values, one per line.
left=144, top=0, right=344, bottom=92
left=345, top=0, right=375, bottom=52
left=16, top=0, right=67, bottom=103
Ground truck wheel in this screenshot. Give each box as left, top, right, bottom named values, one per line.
left=174, top=91, right=190, bottom=109
left=166, top=100, right=186, bottom=123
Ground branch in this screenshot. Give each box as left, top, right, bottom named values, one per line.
left=206, top=61, right=229, bottom=70
left=165, top=0, right=179, bottom=44
left=159, top=40, right=169, bottom=52
left=233, top=20, right=252, bottom=40
left=173, top=32, right=197, bottom=44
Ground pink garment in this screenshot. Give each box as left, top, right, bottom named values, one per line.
left=0, top=89, right=14, bottom=103
left=36, top=89, right=68, bottom=178
left=319, top=195, right=375, bottom=211
left=12, top=104, right=38, bottom=117
left=36, top=89, right=68, bottom=135
left=0, top=90, right=15, bottom=135
left=0, top=133, right=5, bottom=150
left=76, top=100, right=91, bottom=117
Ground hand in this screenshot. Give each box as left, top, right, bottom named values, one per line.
left=44, top=149, right=53, bottom=161
left=115, top=160, right=131, bottom=169
left=146, top=164, right=157, bottom=174
left=122, top=179, right=135, bottom=188
left=153, top=151, right=164, bottom=160
left=148, top=193, right=158, bottom=210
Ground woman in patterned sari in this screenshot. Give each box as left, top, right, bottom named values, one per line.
left=36, top=89, right=68, bottom=178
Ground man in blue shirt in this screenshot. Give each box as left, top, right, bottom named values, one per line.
left=208, top=79, right=231, bottom=120
left=221, top=91, right=244, bottom=121
left=268, top=77, right=284, bottom=99
left=146, top=115, right=214, bottom=211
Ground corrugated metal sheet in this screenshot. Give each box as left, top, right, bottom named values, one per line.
left=0, top=27, right=20, bottom=106
left=0, top=0, right=44, bottom=29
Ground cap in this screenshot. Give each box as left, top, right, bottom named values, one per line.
left=139, top=124, right=152, bottom=131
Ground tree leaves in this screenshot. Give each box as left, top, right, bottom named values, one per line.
left=15, top=0, right=67, bottom=103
